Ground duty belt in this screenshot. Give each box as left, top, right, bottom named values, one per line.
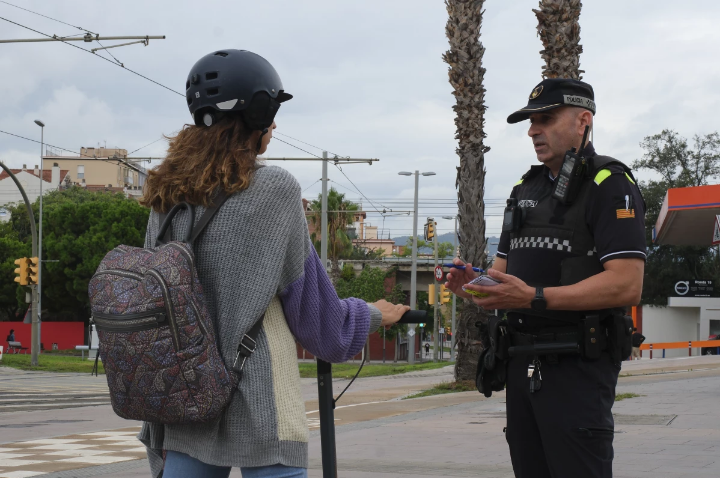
left=508, top=326, right=607, bottom=358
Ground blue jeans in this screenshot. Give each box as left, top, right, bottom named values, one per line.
left=163, top=451, right=308, bottom=478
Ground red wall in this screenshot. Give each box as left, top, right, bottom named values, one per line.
left=0, top=322, right=84, bottom=351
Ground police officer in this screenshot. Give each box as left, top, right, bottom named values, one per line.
left=445, top=78, right=646, bottom=478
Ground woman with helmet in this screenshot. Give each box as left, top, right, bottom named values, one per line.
left=137, top=50, right=408, bottom=478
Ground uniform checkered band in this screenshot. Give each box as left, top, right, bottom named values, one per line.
left=587, top=247, right=597, bottom=257
left=510, top=237, right=572, bottom=252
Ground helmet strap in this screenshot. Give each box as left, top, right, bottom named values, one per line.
left=256, top=128, right=269, bottom=153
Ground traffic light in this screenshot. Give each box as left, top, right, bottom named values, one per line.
left=440, top=284, right=452, bottom=304
left=427, top=284, right=436, bottom=305
left=419, top=323, right=425, bottom=328
left=425, top=220, right=435, bottom=241
left=27, top=257, right=39, bottom=285
left=14, top=257, right=29, bottom=286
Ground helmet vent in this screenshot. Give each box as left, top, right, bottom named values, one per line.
left=206, top=88, right=219, bottom=96
left=205, top=72, right=218, bottom=80
left=214, top=51, right=228, bottom=57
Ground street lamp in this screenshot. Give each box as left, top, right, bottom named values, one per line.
left=34, top=120, right=44, bottom=351
left=398, top=170, right=435, bottom=364
left=442, top=215, right=459, bottom=361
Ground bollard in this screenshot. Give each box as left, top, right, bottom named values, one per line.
left=662, top=349, right=665, bottom=359
left=689, top=341, right=692, bottom=357
left=650, top=343, right=653, bottom=359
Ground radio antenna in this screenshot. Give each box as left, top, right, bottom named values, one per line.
left=578, top=125, right=590, bottom=156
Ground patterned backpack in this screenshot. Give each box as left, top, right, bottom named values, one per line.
left=88, top=193, right=262, bottom=424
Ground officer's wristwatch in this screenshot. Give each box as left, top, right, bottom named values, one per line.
left=530, top=287, right=547, bottom=312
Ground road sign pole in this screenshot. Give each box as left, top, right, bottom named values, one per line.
left=432, top=219, right=439, bottom=362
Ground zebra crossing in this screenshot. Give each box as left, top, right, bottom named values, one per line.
left=0, top=369, right=111, bottom=413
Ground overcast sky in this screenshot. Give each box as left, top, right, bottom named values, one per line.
left=1, top=0, right=718, bottom=238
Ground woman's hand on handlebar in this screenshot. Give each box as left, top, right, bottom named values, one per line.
left=445, top=257, right=478, bottom=300
left=371, top=299, right=411, bottom=327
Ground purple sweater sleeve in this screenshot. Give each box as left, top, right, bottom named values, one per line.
left=279, top=245, right=376, bottom=363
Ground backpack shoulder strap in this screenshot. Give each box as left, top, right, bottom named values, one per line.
left=188, top=189, right=230, bottom=244
left=231, top=314, right=265, bottom=380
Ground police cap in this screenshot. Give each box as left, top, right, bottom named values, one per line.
left=506, top=78, right=595, bottom=124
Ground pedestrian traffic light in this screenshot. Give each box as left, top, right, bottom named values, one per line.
left=27, top=257, right=39, bottom=285
left=14, top=257, right=29, bottom=286
left=425, top=220, right=435, bottom=241
left=427, top=284, right=436, bottom=305
left=440, top=284, right=452, bottom=304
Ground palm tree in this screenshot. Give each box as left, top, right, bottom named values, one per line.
left=442, top=0, right=489, bottom=381
left=309, top=188, right=360, bottom=282
left=533, top=0, right=584, bottom=79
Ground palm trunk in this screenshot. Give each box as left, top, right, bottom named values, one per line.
left=443, top=0, right=489, bottom=381
left=533, top=0, right=584, bottom=79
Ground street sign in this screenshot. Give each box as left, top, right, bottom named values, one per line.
left=713, top=215, right=720, bottom=245
left=407, top=328, right=415, bottom=337
left=439, top=328, right=444, bottom=335
left=434, top=266, right=444, bottom=281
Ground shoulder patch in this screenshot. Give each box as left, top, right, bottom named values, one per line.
left=594, top=169, right=612, bottom=185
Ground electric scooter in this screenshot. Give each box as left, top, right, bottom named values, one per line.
left=316, top=309, right=428, bottom=477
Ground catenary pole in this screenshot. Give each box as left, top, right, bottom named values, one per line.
left=432, top=218, right=439, bottom=362
left=0, top=161, right=39, bottom=366
left=321, top=151, right=328, bottom=271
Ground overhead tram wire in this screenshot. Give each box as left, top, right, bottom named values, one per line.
left=128, top=137, right=165, bottom=155
left=0, top=16, right=184, bottom=98
left=0, top=1, right=98, bottom=34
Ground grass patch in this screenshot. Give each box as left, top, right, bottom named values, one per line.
left=0, top=353, right=104, bottom=374
left=615, top=392, right=641, bottom=401
left=403, top=380, right=475, bottom=400
left=298, top=361, right=449, bottom=379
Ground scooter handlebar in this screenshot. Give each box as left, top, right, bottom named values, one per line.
left=396, top=310, right=429, bottom=324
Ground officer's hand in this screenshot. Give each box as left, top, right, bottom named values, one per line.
left=444, top=257, right=478, bottom=300
left=464, top=269, right=535, bottom=310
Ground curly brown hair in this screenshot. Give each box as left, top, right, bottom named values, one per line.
left=141, top=116, right=262, bottom=213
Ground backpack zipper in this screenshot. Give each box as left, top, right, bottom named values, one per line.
left=93, top=269, right=144, bottom=281
left=92, top=310, right=167, bottom=333
left=146, top=268, right=180, bottom=350
left=166, top=243, right=210, bottom=338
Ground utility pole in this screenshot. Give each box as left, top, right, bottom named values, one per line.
left=431, top=218, right=440, bottom=362
left=34, top=120, right=44, bottom=353
left=0, top=161, right=39, bottom=366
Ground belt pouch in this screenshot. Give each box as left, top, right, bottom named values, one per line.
left=581, top=314, right=602, bottom=360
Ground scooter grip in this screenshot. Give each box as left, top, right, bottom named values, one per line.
left=396, top=310, right=429, bottom=324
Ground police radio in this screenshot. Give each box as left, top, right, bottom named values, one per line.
left=551, top=126, right=591, bottom=205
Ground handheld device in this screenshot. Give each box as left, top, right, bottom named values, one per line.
left=462, top=275, right=501, bottom=298
left=551, top=125, right=591, bottom=205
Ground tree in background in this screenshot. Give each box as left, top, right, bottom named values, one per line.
left=396, top=238, right=455, bottom=258
left=308, top=188, right=359, bottom=281
left=443, top=0, right=489, bottom=381
left=0, top=226, right=30, bottom=320
left=633, top=130, right=720, bottom=305
left=533, top=0, right=584, bottom=79
left=0, top=187, right=149, bottom=321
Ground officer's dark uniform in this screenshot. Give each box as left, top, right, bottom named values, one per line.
left=496, top=79, right=646, bottom=478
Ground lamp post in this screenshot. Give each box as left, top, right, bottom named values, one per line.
left=34, top=119, right=44, bottom=354
left=443, top=215, right=459, bottom=362
left=398, top=170, right=435, bottom=364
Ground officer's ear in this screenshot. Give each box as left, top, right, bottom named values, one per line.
left=576, top=109, right=593, bottom=137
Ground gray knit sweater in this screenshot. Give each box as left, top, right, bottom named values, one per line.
left=137, top=165, right=382, bottom=475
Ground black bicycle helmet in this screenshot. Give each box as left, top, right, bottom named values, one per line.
left=186, top=49, right=292, bottom=130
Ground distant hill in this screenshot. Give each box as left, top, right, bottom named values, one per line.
left=392, top=234, right=500, bottom=257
